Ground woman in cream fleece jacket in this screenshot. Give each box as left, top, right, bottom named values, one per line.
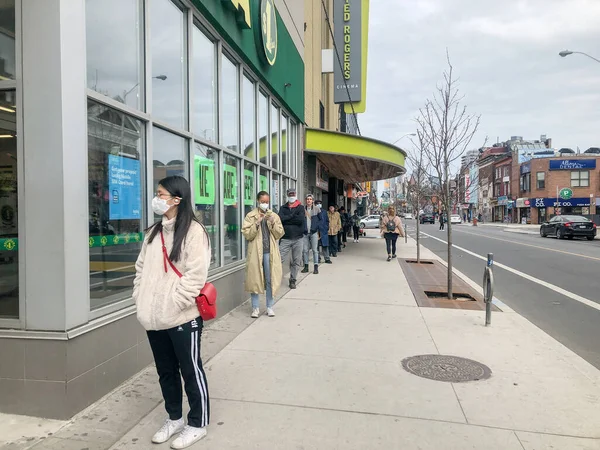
left=133, top=176, right=210, bottom=449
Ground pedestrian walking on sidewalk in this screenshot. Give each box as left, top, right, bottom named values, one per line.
left=381, top=206, right=404, bottom=262
left=338, top=206, right=350, bottom=251
left=439, top=213, right=445, bottom=231
left=315, top=200, right=332, bottom=264
left=278, top=188, right=306, bottom=289
left=351, top=210, right=361, bottom=242
left=327, top=205, right=342, bottom=257
left=302, top=194, right=322, bottom=275
left=133, top=176, right=211, bottom=449
left=242, top=191, right=284, bottom=319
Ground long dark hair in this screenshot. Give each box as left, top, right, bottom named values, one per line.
left=147, top=176, right=200, bottom=262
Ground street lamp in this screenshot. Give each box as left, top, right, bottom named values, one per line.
left=559, top=50, right=600, bottom=64
left=123, top=75, right=168, bottom=100
left=392, top=133, right=416, bottom=146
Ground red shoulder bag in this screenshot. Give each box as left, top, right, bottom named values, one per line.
left=160, top=230, right=217, bottom=321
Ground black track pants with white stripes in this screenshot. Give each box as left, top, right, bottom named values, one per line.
left=147, top=317, right=210, bottom=428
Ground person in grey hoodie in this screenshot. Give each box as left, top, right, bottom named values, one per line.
left=302, top=194, right=321, bottom=275
left=133, top=176, right=211, bottom=449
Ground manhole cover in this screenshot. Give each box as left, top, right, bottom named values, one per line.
left=401, top=355, right=491, bottom=382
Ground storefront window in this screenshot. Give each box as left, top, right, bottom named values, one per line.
left=221, top=55, right=239, bottom=152
left=571, top=171, right=589, bottom=188
left=242, top=75, right=256, bottom=159
left=281, top=115, right=289, bottom=174
left=223, top=154, right=240, bottom=263
left=0, top=90, right=17, bottom=317
left=151, top=0, right=186, bottom=129
left=243, top=162, right=256, bottom=256
left=193, top=143, right=220, bottom=269
left=289, top=122, right=297, bottom=177
left=86, top=0, right=143, bottom=110
left=153, top=127, right=187, bottom=192
left=258, top=92, right=268, bottom=165
left=192, top=26, right=217, bottom=142
left=271, top=104, right=280, bottom=169
left=259, top=166, right=269, bottom=193
left=0, top=1, right=16, bottom=81
left=87, top=101, right=145, bottom=309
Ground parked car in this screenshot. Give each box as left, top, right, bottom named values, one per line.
left=404, top=213, right=414, bottom=220
left=450, top=214, right=462, bottom=224
left=420, top=213, right=435, bottom=224
left=360, top=214, right=381, bottom=229
left=540, top=215, right=597, bottom=240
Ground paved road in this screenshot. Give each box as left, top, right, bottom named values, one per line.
left=404, top=220, right=600, bottom=370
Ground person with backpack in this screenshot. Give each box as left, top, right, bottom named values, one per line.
left=381, top=206, right=404, bottom=262
left=133, top=176, right=211, bottom=448
left=351, top=210, right=362, bottom=242
left=439, top=212, right=445, bottom=231
left=242, top=190, right=285, bottom=319
left=314, top=200, right=332, bottom=264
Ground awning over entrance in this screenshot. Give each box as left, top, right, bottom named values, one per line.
left=305, top=128, right=406, bottom=182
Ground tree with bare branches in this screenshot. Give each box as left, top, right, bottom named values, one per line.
left=405, top=130, right=433, bottom=263
left=415, top=52, right=481, bottom=299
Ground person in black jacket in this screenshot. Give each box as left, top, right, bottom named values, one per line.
left=338, top=207, right=350, bottom=251
left=278, top=188, right=306, bottom=289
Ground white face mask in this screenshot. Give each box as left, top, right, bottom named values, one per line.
left=259, top=203, right=269, bottom=211
left=288, top=196, right=297, bottom=203
left=152, top=196, right=171, bottom=215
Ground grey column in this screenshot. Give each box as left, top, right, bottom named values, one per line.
left=22, top=0, right=89, bottom=330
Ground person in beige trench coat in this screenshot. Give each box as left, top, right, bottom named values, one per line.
left=242, top=191, right=285, bottom=318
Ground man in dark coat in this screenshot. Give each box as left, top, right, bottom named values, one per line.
left=278, top=188, right=306, bottom=289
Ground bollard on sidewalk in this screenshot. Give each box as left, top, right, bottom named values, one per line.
left=483, top=253, right=494, bottom=326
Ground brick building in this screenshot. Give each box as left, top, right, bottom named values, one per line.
left=491, top=156, right=513, bottom=222
left=517, top=156, right=600, bottom=224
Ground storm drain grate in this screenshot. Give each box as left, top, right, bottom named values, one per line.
left=402, top=354, right=491, bottom=382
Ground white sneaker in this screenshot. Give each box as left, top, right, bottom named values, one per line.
left=251, top=308, right=259, bottom=318
left=171, top=425, right=207, bottom=449
left=152, top=418, right=184, bottom=444
left=266, top=307, right=275, bottom=317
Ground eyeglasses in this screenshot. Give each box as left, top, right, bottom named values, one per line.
left=155, top=192, right=173, bottom=199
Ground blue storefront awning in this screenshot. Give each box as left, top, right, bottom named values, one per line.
left=531, top=198, right=591, bottom=208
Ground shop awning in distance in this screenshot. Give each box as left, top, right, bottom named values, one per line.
left=305, top=128, right=406, bottom=182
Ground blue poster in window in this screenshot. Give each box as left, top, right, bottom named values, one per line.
left=108, top=154, right=141, bottom=220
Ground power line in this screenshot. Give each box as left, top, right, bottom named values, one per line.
left=320, top=0, right=361, bottom=136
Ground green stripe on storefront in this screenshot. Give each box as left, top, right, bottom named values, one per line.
left=2, top=226, right=236, bottom=252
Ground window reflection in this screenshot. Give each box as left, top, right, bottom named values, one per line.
left=0, top=1, right=16, bottom=81
left=0, top=90, right=17, bottom=317
left=258, top=92, right=268, bottom=166
left=151, top=0, right=186, bottom=129
left=281, top=115, right=288, bottom=174
left=221, top=55, right=239, bottom=151
left=153, top=127, right=187, bottom=193
left=271, top=104, right=280, bottom=169
left=194, top=143, right=219, bottom=268
left=87, top=100, right=145, bottom=309
left=242, top=76, right=256, bottom=159
left=86, top=0, right=143, bottom=110
left=193, top=26, right=217, bottom=142
left=223, top=155, right=240, bottom=262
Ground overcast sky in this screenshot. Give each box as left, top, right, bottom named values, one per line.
left=360, top=0, right=600, bottom=154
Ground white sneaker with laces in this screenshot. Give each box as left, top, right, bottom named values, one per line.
left=266, top=307, right=275, bottom=317
left=171, top=425, right=207, bottom=449
left=152, top=418, right=184, bottom=444
left=251, top=308, right=259, bottom=318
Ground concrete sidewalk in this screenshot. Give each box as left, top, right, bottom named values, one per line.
left=7, top=231, right=600, bottom=449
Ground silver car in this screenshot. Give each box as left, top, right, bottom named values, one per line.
left=360, top=214, right=381, bottom=229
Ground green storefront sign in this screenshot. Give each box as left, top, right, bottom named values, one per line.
left=192, top=0, right=304, bottom=122
left=194, top=156, right=216, bottom=205
left=244, top=169, right=254, bottom=206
